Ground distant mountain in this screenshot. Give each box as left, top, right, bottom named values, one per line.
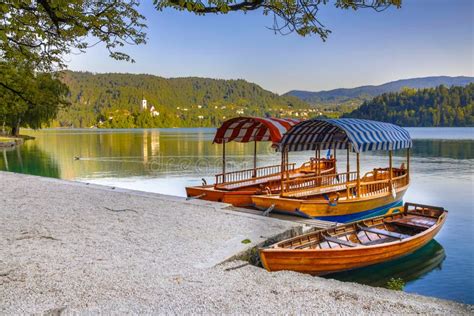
left=56, top=71, right=309, bottom=128
left=285, top=76, right=474, bottom=105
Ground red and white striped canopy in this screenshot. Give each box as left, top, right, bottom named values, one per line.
left=213, top=117, right=301, bottom=144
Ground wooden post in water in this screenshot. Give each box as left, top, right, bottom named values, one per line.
left=253, top=140, right=257, bottom=178
left=222, top=141, right=226, bottom=183
left=356, top=152, right=361, bottom=197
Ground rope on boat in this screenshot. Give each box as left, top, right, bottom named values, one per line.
left=262, top=204, right=275, bottom=216
left=186, top=193, right=206, bottom=201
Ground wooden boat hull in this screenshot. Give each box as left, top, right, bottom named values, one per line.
left=259, top=204, right=447, bottom=275
left=251, top=185, right=408, bottom=223
left=185, top=185, right=257, bottom=207
left=185, top=160, right=336, bottom=207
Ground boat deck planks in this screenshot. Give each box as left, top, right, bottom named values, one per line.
left=358, top=225, right=411, bottom=239
left=282, top=184, right=348, bottom=198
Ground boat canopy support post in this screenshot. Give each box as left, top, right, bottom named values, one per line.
left=280, top=145, right=290, bottom=194
left=345, top=145, right=350, bottom=198
left=346, top=145, right=350, bottom=175
left=253, top=140, right=257, bottom=178
left=356, top=152, right=361, bottom=197
left=389, top=150, right=393, bottom=181
left=222, top=140, right=226, bottom=183
left=317, top=144, right=321, bottom=176
left=407, top=148, right=410, bottom=181
left=280, top=145, right=286, bottom=184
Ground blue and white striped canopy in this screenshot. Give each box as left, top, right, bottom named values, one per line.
left=279, top=118, right=412, bottom=153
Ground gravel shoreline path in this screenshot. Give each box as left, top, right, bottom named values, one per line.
left=0, top=171, right=471, bottom=314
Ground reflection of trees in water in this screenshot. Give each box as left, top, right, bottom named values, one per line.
left=0, top=144, right=60, bottom=178
left=370, top=140, right=473, bottom=160
left=411, top=140, right=474, bottom=160
left=6, top=131, right=472, bottom=180
left=325, top=240, right=446, bottom=288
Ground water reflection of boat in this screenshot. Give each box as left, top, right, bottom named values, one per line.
left=325, top=239, right=446, bottom=287
left=259, top=203, right=447, bottom=275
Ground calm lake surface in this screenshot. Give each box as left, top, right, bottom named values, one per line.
left=1, top=127, right=473, bottom=304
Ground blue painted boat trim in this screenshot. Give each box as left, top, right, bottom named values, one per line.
left=252, top=200, right=404, bottom=223
left=313, top=200, right=404, bottom=223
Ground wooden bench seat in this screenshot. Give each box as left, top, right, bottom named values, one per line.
left=323, top=235, right=361, bottom=248
left=386, top=215, right=437, bottom=230
left=363, top=236, right=398, bottom=246
left=358, top=225, right=411, bottom=240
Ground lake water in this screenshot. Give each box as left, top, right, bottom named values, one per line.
left=1, top=127, right=473, bottom=304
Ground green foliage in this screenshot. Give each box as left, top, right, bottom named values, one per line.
left=241, top=239, right=251, bottom=244
left=154, top=0, right=400, bottom=40
left=0, top=63, right=69, bottom=135
left=1, top=1, right=146, bottom=71
left=343, top=84, right=474, bottom=127
left=55, top=71, right=311, bottom=128
left=0, top=1, right=146, bottom=135
left=386, top=277, right=405, bottom=291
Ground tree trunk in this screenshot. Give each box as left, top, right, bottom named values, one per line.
left=10, top=126, right=18, bottom=137
left=11, top=120, right=20, bottom=136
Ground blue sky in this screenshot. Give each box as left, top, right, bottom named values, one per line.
left=67, top=0, right=473, bottom=94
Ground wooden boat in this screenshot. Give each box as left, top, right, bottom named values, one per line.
left=185, top=117, right=336, bottom=206
left=259, top=202, right=447, bottom=275
left=251, top=118, right=413, bottom=222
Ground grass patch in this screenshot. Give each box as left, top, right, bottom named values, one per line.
left=0, top=137, right=14, bottom=143
left=386, top=277, right=405, bottom=291
left=241, top=239, right=251, bottom=244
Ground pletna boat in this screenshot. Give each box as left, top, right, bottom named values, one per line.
left=185, top=117, right=336, bottom=206
left=259, top=202, right=447, bottom=275
left=251, top=118, right=412, bottom=222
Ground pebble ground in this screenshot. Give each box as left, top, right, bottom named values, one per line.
left=0, top=171, right=471, bottom=314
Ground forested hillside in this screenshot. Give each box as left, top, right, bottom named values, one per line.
left=56, top=71, right=311, bottom=128
left=343, top=84, right=474, bottom=127
left=285, top=76, right=474, bottom=115
left=286, top=76, right=474, bottom=104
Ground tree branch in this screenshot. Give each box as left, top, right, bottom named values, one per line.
left=167, top=0, right=265, bottom=13
left=0, top=82, right=35, bottom=106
